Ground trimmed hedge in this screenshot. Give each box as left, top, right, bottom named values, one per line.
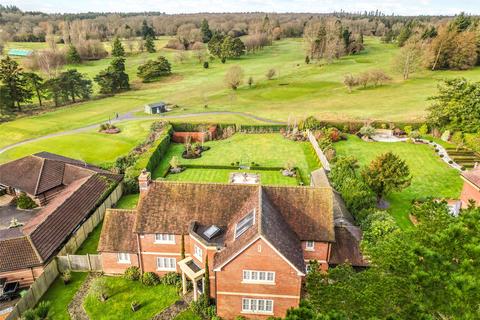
left=124, top=124, right=173, bottom=193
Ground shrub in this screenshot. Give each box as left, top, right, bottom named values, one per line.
left=161, top=272, right=181, bottom=286
left=90, top=277, right=110, bottom=302
left=21, top=309, right=37, bottom=320
left=61, top=270, right=72, bottom=284
left=266, top=68, right=276, bottom=80
left=124, top=266, right=141, bottom=281
left=203, top=61, right=209, bottom=69
left=142, top=272, right=160, bottom=286
left=35, top=301, right=51, bottom=319
left=359, top=125, right=375, bottom=138
left=17, top=193, right=38, bottom=209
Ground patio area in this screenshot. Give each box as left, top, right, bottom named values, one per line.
left=0, top=205, right=38, bottom=236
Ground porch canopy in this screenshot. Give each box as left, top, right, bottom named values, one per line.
left=178, top=257, right=205, bottom=301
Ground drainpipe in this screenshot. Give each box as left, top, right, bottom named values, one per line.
left=136, top=234, right=144, bottom=273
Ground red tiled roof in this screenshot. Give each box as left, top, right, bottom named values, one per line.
left=25, top=174, right=113, bottom=261
left=98, top=210, right=138, bottom=253
left=0, top=236, right=41, bottom=272
left=462, top=167, right=480, bottom=188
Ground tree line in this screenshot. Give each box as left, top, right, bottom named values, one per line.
left=0, top=39, right=172, bottom=116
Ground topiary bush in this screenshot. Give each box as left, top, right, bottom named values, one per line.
left=142, top=272, right=160, bottom=286
left=17, top=193, right=38, bottom=209
left=35, top=301, right=51, bottom=319
left=124, top=266, right=141, bottom=281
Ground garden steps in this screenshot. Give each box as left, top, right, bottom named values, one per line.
left=151, top=292, right=193, bottom=320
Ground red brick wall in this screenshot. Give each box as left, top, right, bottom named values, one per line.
left=461, top=180, right=480, bottom=207
left=302, top=241, right=329, bottom=271
left=138, top=234, right=187, bottom=275
left=171, top=126, right=217, bottom=143
left=0, top=266, right=44, bottom=288
left=101, top=253, right=139, bottom=275
left=215, top=238, right=302, bottom=319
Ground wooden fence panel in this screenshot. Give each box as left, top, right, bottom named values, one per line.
left=57, top=255, right=102, bottom=272
left=307, top=130, right=331, bottom=172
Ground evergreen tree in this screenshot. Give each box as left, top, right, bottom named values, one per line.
left=180, top=234, right=185, bottom=259
left=66, top=45, right=82, bottom=64
left=111, top=37, right=125, bottom=57
left=200, top=19, right=213, bottom=43
left=137, top=56, right=171, bottom=82
left=145, top=35, right=156, bottom=53
left=220, top=36, right=245, bottom=60
left=24, top=72, right=45, bottom=106
left=203, top=256, right=211, bottom=304
left=0, top=56, right=32, bottom=111
left=0, top=85, right=13, bottom=115
left=141, top=20, right=155, bottom=40
left=361, top=152, right=411, bottom=204
left=94, top=57, right=130, bottom=94
left=43, top=77, right=62, bottom=107
left=207, top=32, right=225, bottom=58
left=58, top=69, right=92, bottom=103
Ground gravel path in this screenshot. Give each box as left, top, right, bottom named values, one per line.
left=0, top=111, right=285, bottom=155
left=67, top=273, right=100, bottom=320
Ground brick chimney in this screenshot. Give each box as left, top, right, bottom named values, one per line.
left=138, top=169, right=151, bottom=197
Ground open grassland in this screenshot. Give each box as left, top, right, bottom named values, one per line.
left=2, top=37, right=480, bottom=151
left=153, top=133, right=320, bottom=185
left=335, top=136, right=463, bottom=229
left=0, top=120, right=154, bottom=165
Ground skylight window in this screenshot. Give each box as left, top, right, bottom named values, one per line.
left=235, top=210, right=255, bottom=239
left=204, top=225, right=221, bottom=240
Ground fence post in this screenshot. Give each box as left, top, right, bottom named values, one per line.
left=87, top=254, right=92, bottom=271
left=67, top=254, right=72, bottom=270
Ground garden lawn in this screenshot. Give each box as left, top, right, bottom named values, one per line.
left=153, top=133, right=320, bottom=185
left=116, top=194, right=140, bottom=209
left=3, top=37, right=480, bottom=151
left=174, top=309, right=202, bottom=320
left=83, top=277, right=178, bottom=320
left=165, top=168, right=299, bottom=185
left=76, top=222, right=103, bottom=254
left=0, top=120, right=153, bottom=166
left=335, top=136, right=463, bottom=229
left=38, top=272, right=88, bottom=320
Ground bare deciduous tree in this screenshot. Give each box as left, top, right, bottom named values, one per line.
left=225, top=65, right=244, bottom=90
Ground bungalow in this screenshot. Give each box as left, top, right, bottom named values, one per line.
left=460, top=166, right=480, bottom=207
left=98, top=170, right=366, bottom=319
left=0, top=152, right=122, bottom=287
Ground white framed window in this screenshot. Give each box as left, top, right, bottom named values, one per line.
left=242, top=270, right=275, bottom=284
left=194, top=244, right=203, bottom=262
left=117, top=253, right=131, bottom=264
left=234, top=210, right=255, bottom=239
left=156, top=257, right=177, bottom=271
left=242, top=298, right=274, bottom=314
left=154, top=234, right=175, bottom=244
left=305, top=241, right=315, bottom=251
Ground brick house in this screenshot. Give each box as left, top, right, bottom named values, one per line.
left=0, top=152, right=122, bottom=287
left=98, top=170, right=365, bottom=319
left=460, top=167, right=480, bottom=207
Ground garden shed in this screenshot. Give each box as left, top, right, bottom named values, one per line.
left=144, top=102, right=167, bottom=114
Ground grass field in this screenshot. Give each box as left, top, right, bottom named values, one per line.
left=38, top=272, right=88, bottom=320
left=0, top=120, right=153, bottom=165
left=153, top=133, right=320, bottom=185
left=174, top=309, right=202, bottom=320
left=2, top=37, right=480, bottom=152
left=84, top=277, right=178, bottom=320
left=335, top=136, right=463, bottom=229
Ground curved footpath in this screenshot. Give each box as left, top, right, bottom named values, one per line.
left=0, top=111, right=286, bottom=155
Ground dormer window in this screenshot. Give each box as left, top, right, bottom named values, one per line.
left=234, top=210, right=255, bottom=240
